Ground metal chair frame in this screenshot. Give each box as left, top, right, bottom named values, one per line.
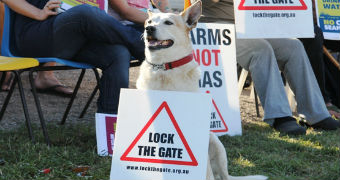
left=0, top=57, right=39, bottom=142
left=1, top=5, right=99, bottom=145
left=0, top=70, right=34, bottom=140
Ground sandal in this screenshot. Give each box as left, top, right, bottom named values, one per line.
left=35, top=84, right=73, bottom=97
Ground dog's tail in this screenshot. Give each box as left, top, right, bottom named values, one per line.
left=227, top=175, right=268, bottom=180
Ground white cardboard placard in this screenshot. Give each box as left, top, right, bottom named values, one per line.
left=234, top=0, right=314, bottom=38
left=110, top=89, right=211, bottom=180
left=192, top=23, right=242, bottom=136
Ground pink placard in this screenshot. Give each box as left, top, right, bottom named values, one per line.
left=105, top=116, right=117, bottom=155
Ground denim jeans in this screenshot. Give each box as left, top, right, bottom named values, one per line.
left=52, top=5, right=145, bottom=114
left=74, top=43, right=131, bottom=114
left=52, top=4, right=145, bottom=60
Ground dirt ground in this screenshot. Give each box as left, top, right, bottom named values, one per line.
left=0, top=66, right=264, bottom=131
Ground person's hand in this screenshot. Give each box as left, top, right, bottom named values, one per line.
left=37, top=0, right=61, bottom=20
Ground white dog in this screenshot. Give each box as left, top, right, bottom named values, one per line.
left=136, top=2, right=267, bottom=180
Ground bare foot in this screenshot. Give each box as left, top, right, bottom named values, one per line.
left=0, top=72, right=14, bottom=91
left=34, top=71, right=73, bottom=95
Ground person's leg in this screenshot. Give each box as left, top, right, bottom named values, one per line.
left=299, top=26, right=330, bottom=103
left=236, top=38, right=306, bottom=134
left=73, top=43, right=131, bottom=114
left=267, top=38, right=339, bottom=129
left=52, top=4, right=144, bottom=60
left=299, top=27, right=340, bottom=119
left=236, top=38, right=307, bottom=134
left=236, top=39, right=292, bottom=122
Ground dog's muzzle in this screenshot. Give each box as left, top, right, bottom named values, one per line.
left=145, top=26, right=174, bottom=50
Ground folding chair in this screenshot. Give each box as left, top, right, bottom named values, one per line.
left=0, top=56, right=39, bottom=142
left=238, top=68, right=261, bottom=117
left=2, top=5, right=100, bottom=145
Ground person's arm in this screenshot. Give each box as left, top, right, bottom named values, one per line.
left=109, top=0, right=148, bottom=24
left=2, top=0, right=60, bottom=21
left=109, top=0, right=170, bottom=24
left=152, top=0, right=171, bottom=13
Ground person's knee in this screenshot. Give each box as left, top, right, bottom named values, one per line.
left=288, top=39, right=306, bottom=57
left=68, top=4, right=100, bottom=22
left=252, top=40, right=273, bottom=57
left=112, top=45, right=131, bottom=60
left=237, top=39, right=274, bottom=70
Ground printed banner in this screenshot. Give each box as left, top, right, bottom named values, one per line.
left=60, top=0, right=108, bottom=12
left=96, top=113, right=117, bottom=156
left=110, top=89, right=211, bottom=180
left=234, top=0, right=314, bottom=38
left=315, top=0, right=340, bottom=40
left=192, top=23, right=242, bottom=136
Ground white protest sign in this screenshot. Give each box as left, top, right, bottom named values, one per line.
left=191, top=23, right=242, bottom=136
left=315, top=0, right=340, bottom=40
left=234, top=0, right=314, bottom=38
left=95, top=113, right=117, bottom=156
left=110, top=89, right=211, bottom=180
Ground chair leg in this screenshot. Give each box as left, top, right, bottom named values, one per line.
left=60, top=69, right=86, bottom=125
left=0, top=72, right=17, bottom=121
left=93, top=68, right=100, bottom=82
left=79, top=84, right=99, bottom=118
left=238, top=69, right=248, bottom=97
left=29, top=70, right=51, bottom=146
left=15, top=71, right=35, bottom=142
left=79, top=68, right=100, bottom=118
left=253, top=87, right=260, bottom=118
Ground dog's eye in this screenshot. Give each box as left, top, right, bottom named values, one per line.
left=148, top=20, right=152, bottom=24
left=164, top=20, right=173, bottom=25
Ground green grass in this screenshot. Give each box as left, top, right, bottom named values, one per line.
left=0, top=120, right=339, bottom=180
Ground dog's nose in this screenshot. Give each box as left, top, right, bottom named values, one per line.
left=146, top=26, right=156, bottom=35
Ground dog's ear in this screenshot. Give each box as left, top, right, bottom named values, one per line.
left=180, top=1, right=202, bottom=30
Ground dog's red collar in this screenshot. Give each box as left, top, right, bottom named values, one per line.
left=146, top=54, right=193, bottom=71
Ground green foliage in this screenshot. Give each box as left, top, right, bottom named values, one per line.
left=0, top=121, right=339, bottom=180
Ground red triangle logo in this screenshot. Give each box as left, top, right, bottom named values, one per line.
left=205, top=91, right=228, bottom=133
left=210, top=98, right=229, bottom=133
left=238, top=0, right=307, bottom=10
left=120, top=101, right=198, bottom=166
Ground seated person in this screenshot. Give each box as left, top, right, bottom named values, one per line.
left=299, top=2, right=340, bottom=119
left=192, top=0, right=340, bottom=135
left=2, top=0, right=168, bottom=114
left=0, top=2, right=71, bottom=95
left=300, top=26, right=340, bottom=119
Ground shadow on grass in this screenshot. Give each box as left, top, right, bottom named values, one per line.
left=219, top=121, right=340, bottom=180
left=0, top=123, right=111, bottom=180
